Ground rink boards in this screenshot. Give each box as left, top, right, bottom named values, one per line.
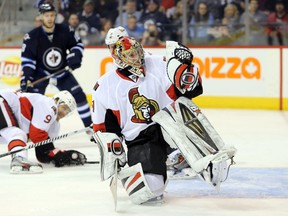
left=0, top=46, right=287, bottom=110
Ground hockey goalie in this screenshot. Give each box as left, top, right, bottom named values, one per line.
left=91, top=37, right=236, bottom=206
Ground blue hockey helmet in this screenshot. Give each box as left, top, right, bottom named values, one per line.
left=38, top=3, right=56, bottom=14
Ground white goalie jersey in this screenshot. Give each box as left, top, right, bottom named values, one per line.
left=92, top=54, right=178, bottom=141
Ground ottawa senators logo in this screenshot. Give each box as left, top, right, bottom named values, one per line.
left=128, top=87, right=159, bottom=123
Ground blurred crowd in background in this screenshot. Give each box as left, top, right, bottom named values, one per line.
left=2, top=0, right=288, bottom=46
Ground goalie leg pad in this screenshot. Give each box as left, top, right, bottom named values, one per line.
left=119, top=163, right=165, bottom=205
left=92, top=132, right=126, bottom=181
left=152, top=97, right=236, bottom=187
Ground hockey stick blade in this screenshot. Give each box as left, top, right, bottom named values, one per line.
left=0, top=127, right=90, bottom=158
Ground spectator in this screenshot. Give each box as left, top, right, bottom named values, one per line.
left=68, top=13, right=80, bottom=31
left=240, top=0, right=267, bottom=28
left=99, top=18, right=114, bottom=45
left=75, top=0, right=102, bottom=45
left=77, top=0, right=102, bottom=34
left=34, top=14, right=42, bottom=27
left=222, top=3, right=240, bottom=36
left=68, top=13, right=101, bottom=45
left=189, top=1, right=215, bottom=43
left=60, top=0, right=86, bottom=15
left=161, top=0, right=176, bottom=13
left=193, top=0, right=224, bottom=22
left=259, top=0, right=288, bottom=15
left=266, top=0, right=288, bottom=45
left=169, top=0, right=192, bottom=41
left=94, top=0, right=119, bottom=24
left=125, top=15, right=145, bottom=41
left=139, top=0, right=171, bottom=39
left=115, top=0, right=142, bottom=27
left=141, top=22, right=165, bottom=46
left=207, top=3, right=240, bottom=40
left=238, top=0, right=267, bottom=44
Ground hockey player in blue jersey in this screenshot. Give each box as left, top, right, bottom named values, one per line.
left=20, top=3, right=92, bottom=128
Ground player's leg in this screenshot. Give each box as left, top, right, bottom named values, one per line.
left=56, top=73, right=92, bottom=127
left=125, top=124, right=167, bottom=204
left=93, top=124, right=167, bottom=205
left=1, top=127, right=43, bottom=174
left=0, top=97, right=42, bottom=173
left=118, top=163, right=164, bottom=205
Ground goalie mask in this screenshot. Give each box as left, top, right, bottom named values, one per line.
left=53, top=90, right=77, bottom=117
left=113, top=37, right=145, bottom=77
left=166, top=41, right=199, bottom=94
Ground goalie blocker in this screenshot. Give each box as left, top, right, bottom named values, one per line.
left=152, top=97, right=237, bottom=189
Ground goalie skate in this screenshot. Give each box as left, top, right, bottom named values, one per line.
left=167, top=167, right=197, bottom=180
left=166, top=151, right=197, bottom=180
left=10, top=156, right=43, bottom=174
left=167, top=151, right=189, bottom=171
left=198, top=152, right=234, bottom=190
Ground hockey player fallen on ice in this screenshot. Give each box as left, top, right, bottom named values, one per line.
left=0, top=89, right=87, bottom=174
left=91, top=37, right=211, bottom=205
left=104, top=26, right=192, bottom=178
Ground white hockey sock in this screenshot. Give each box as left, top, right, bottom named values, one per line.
left=11, top=147, right=27, bottom=159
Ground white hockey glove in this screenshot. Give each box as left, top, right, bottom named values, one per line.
left=166, top=41, right=199, bottom=94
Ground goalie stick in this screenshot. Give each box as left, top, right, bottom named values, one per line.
left=110, top=159, right=119, bottom=212
left=17, top=66, right=73, bottom=92
left=85, top=161, right=99, bottom=164
left=0, top=127, right=91, bottom=158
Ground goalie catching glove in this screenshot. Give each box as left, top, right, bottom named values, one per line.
left=166, top=41, right=199, bottom=94
left=48, top=148, right=87, bottom=167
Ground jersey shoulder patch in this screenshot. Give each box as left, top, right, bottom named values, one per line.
left=23, top=33, right=30, bottom=41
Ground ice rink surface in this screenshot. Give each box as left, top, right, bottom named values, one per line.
left=0, top=108, right=287, bottom=216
